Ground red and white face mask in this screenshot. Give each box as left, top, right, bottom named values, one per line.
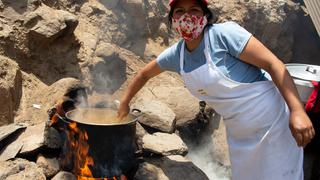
left=172, top=13, right=208, bottom=41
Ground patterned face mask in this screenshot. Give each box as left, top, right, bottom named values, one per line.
left=172, top=13, right=208, bottom=41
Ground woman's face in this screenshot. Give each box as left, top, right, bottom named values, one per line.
left=172, top=0, right=204, bottom=19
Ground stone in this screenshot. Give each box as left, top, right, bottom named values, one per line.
left=36, top=154, right=60, bottom=178
left=142, top=132, right=188, bottom=156
left=121, top=0, right=144, bottom=17
left=0, top=142, right=23, bottom=162
left=0, top=158, right=46, bottom=180
left=89, top=57, right=126, bottom=94
left=44, top=125, right=62, bottom=149
left=24, top=4, right=78, bottom=43
left=132, top=99, right=176, bottom=133
left=0, top=122, right=47, bottom=159
left=0, top=21, right=13, bottom=38
left=136, top=122, right=148, bottom=149
left=143, top=86, right=199, bottom=126
left=19, top=77, right=84, bottom=126
left=134, top=155, right=209, bottom=180
left=134, top=162, right=168, bottom=180
left=98, top=0, right=119, bottom=9
left=95, top=42, right=118, bottom=59
left=0, top=123, right=26, bottom=142
left=0, top=56, right=22, bottom=126
left=51, top=171, right=77, bottom=180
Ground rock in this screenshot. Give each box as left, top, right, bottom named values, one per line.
left=142, top=132, right=188, bottom=156
left=136, top=122, right=148, bottom=149
left=121, top=0, right=144, bottom=17
left=132, top=98, right=176, bottom=133
left=18, top=122, right=46, bottom=154
left=95, top=42, right=118, bottom=59
left=0, top=20, right=13, bottom=38
left=1, top=122, right=47, bottom=159
left=24, top=4, right=78, bottom=43
left=20, top=77, right=84, bottom=125
left=177, top=112, right=231, bottom=178
left=0, top=56, right=22, bottom=126
left=89, top=56, right=126, bottom=94
left=44, top=125, right=62, bottom=149
left=36, top=154, right=60, bottom=178
left=142, top=86, right=199, bottom=126
left=0, top=158, right=46, bottom=180
left=134, top=155, right=209, bottom=180
left=158, top=22, right=168, bottom=38
left=134, top=162, right=169, bottom=180
left=209, top=0, right=301, bottom=62
left=51, top=171, right=77, bottom=180
left=98, top=0, right=119, bottom=9
left=0, top=141, right=23, bottom=162
left=0, top=123, right=26, bottom=142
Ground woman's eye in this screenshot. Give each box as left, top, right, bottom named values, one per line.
left=189, top=8, right=202, bottom=14
left=174, top=9, right=184, bottom=14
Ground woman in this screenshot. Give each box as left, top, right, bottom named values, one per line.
left=118, top=0, right=315, bottom=179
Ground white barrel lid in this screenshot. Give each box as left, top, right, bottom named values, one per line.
left=286, top=63, right=320, bottom=82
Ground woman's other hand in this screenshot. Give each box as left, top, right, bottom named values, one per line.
left=289, top=109, right=315, bottom=147
left=117, top=102, right=130, bottom=120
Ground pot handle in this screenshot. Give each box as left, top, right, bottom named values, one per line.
left=306, top=66, right=317, bottom=74
left=56, top=114, right=71, bottom=124
left=131, top=108, right=142, bottom=117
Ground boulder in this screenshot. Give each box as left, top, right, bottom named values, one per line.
left=132, top=98, right=176, bottom=133
left=51, top=171, right=76, bottom=180
left=0, top=20, right=13, bottom=38
left=136, top=122, right=148, bottom=149
left=209, top=0, right=301, bottom=62
left=121, top=0, right=144, bottom=17
left=24, top=4, right=78, bottom=43
left=36, top=154, right=60, bottom=178
left=0, top=123, right=26, bottom=142
left=134, top=155, right=209, bottom=180
left=0, top=56, right=22, bottom=126
left=98, top=0, right=119, bottom=9
left=0, top=158, right=46, bottom=180
left=19, top=77, right=84, bottom=125
left=89, top=56, right=126, bottom=94
left=142, top=132, right=188, bottom=156
left=0, top=122, right=54, bottom=160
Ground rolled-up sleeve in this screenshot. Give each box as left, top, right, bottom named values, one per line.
left=156, top=42, right=181, bottom=73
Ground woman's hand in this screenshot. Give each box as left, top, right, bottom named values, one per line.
left=117, top=102, right=130, bottom=120
left=289, top=109, right=315, bottom=147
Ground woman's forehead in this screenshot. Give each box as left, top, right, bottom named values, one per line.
left=174, top=0, right=200, bottom=8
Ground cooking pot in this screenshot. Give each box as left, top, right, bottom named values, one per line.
left=61, top=108, right=140, bottom=178
left=286, top=63, right=320, bottom=103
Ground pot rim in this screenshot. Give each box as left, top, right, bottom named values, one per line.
left=65, top=108, right=138, bottom=126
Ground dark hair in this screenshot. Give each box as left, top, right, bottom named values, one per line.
left=168, top=0, right=215, bottom=29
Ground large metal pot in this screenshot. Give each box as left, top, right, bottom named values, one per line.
left=286, top=63, right=320, bottom=103
left=63, top=108, right=139, bottom=178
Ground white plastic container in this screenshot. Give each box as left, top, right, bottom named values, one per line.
left=286, top=64, right=320, bottom=103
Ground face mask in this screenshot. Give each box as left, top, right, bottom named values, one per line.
left=172, top=13, right=208, bottom=41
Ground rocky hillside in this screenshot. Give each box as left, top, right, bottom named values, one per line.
left=0, top=0, right=319, bottom=179
left=0, top=0, right=318, bottom=126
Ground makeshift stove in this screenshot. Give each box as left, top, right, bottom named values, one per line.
left=48, top=88, right=139, bottom=180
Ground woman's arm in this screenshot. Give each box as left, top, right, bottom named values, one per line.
left=239, top=36, right=315, bottom=147
left=118, top=60, right=164, bottom=119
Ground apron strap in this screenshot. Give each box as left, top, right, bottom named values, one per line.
left=179, top=41, right=185, bottom=74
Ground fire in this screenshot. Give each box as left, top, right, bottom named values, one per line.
left=67, top=122, right=127, bottom=180
left=49, top=104, right=128, bottom=180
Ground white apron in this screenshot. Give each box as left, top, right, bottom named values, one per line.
left=180, top=30, right=303, bottom=180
